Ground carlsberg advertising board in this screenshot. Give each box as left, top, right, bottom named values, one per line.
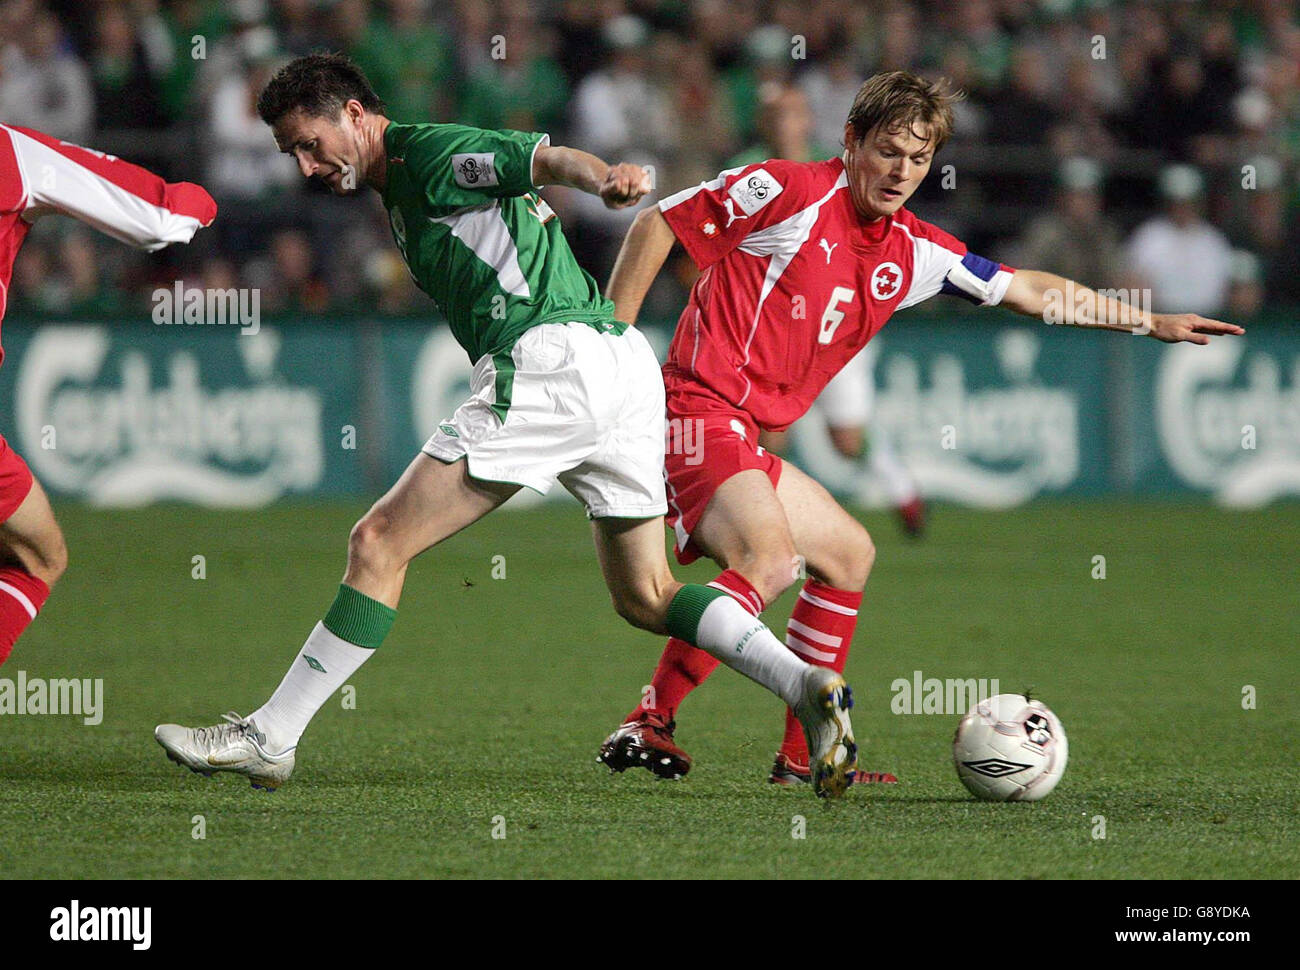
left=0, top=314, right=1294, bottom=508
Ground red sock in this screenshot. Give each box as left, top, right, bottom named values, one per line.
left=625, top=569, right=764, bottom=722
left=0, top=567, right=51, bottom=667
left=780, top=580, right=863, bottom=765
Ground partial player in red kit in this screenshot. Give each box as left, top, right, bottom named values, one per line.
left=0, top=124, right=216, bottom=666
left=597, top=72, right=1243, bottom=786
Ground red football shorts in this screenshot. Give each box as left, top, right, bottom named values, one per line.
left=0, top=433, right=34, bottom=523
left=663, top=395, right=783, bottom=565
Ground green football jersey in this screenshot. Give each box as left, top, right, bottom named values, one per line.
left=380, top=122, right=621, bottom=362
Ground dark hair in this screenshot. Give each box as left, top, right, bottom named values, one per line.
left=845, top=71, right=963, bottom=151
left=256, top=52, right=386, bottom=126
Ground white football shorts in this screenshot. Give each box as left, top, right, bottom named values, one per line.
left=422, top=321, right=669, bottom=519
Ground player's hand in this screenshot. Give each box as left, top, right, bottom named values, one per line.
left=600, top=164, right=652, bottom=209
left=1148, top=313, right=1245, bottom=345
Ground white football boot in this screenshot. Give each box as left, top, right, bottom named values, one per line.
left=793, top=667, right=858, bottom=799
left=155, top=712, right=295, bottom=791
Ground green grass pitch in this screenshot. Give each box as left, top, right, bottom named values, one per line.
left=1, top=499, right=1295, bottom=879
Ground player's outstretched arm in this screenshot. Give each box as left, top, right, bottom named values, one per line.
left=8, top=126, right=216, bottom=252
left=1000, top=269, right=1245, bottom=344
left=531, top=144, right=651, bottom=209
left=605, top=206, right=677, bottom=326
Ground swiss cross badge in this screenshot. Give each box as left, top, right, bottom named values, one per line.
left=699, top=219, right=719, bottom=237
left=870, top=261, right=903, bottom=300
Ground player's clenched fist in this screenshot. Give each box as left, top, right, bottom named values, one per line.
left=600, top=163, right=653, bottom=209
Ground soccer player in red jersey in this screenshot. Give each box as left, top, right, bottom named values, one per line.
left=0, top=124, right=216, bottom=666
left=597, top=71, right=1243, bottom=786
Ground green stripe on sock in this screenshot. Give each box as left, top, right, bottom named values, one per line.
left=322, top=584, right=396, bottom=649
left=665, top=584, right=729, bottom=644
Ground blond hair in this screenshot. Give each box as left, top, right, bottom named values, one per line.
left=845, top=71, right=963, bottom=151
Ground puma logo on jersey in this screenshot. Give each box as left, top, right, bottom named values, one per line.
left=723, top=198, right=750, bottom=228
left=819, top=238, right=838, bottom=264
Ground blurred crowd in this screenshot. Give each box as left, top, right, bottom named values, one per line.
left=3, top=0, right=1299, bottom=323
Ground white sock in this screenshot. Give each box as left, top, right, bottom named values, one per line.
left=868, top=432, right=919, bottom=505
left=249, top=622, right=375, bottom=753
left=694, top=596, right=808, bottom=707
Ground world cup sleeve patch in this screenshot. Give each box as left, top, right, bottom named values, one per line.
left=452, top=153, right=499, bottom=188
left=727, top=167, right=783, bottom=216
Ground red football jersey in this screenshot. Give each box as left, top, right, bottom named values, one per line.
left=0, top=124, right=217, bottom=365
left=657, top=156, right=1015, bottom=430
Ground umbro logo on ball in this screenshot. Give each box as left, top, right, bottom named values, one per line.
left=961, top=758, right=1033, bottom=778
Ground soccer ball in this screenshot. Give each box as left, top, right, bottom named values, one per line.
left=952, top=693, right=1068, bottom=801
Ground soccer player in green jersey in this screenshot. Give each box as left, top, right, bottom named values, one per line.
left=155, top=54, right=859, bottom=798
